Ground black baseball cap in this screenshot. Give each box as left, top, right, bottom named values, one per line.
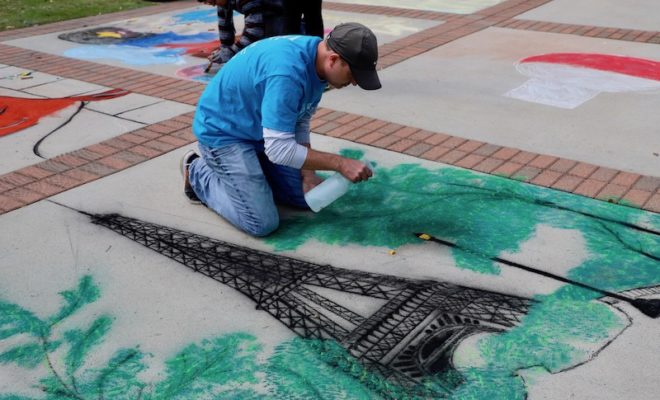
left=327, top=23, right=381, bottom=90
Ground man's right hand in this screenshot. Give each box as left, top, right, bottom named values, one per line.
left=302, top=148, right=373, bottom=183
left=338, top=158, right=373, bottom=183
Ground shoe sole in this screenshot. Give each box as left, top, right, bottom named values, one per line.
left=180, top=150, right=202, bottom=205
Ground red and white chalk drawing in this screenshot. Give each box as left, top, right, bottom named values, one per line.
left=0, top=89, right=129, bottom=137
left=505, top=53, right=660, bottom=109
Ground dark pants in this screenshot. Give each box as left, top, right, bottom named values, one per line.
left=212, top=0, right=286, bottom=64
left=214, top=0, right=265, bottom=63
left=284, top=0, right=323, bottom=38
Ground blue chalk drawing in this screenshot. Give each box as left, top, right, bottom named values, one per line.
left=63, top=32, right=216, bottom=66
left=126, top=31, right=216, bottom=47
left=173, top=9, right=218, bottom=24
left=65, top=45, right=186, bottom=66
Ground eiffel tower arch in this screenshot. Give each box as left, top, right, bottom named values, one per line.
left=92, top=213, right=532, bottom=390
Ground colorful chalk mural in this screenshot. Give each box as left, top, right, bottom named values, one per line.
left=59, top=26, right=219, bottom=59
left=505, top=53, right=660, bottom=108
left=56, top=8, right=222, bottom=81
left=0, top=275, right=388, bottom=399
left=0, top=89, right=128, bottom=138
left=60, top=27, right=218, bottom=66
left=263, top=151, right=660, bottom=398
left=56, top=7, right=244, bottom=82
left=1, top=0, right=657, bottom=396
left=2, top=153, right=658, bottom=399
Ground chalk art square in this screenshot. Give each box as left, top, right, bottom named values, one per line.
left=505, top=77, right=599, bottom=109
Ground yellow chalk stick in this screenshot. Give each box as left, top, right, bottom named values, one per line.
left=97, top=32, right=122, bottom=39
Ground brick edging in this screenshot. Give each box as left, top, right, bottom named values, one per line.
left=310, top=108, right=660, bottom=212
left=496, top=19, right=660, bottom=43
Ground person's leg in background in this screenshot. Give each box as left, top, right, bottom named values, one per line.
left=188, top=142, right=280, bottom=237
left=263, top=0, right=286, bottom=37
left=211, top=0, right=266, bottom=64
left=211, top=0, right=237, bottom=64
left=231, top=0, right=266, bottom=53
left=301, top=0, right=323, bottom=38
left=282, top=0, right=303, bottom=34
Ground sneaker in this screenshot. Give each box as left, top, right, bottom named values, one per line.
left=180, top=150, right=202, bottom=204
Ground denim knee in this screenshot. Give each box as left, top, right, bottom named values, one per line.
left=244, top=211, right=279, bottom=237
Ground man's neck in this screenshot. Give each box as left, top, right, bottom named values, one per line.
left=315, top=41, right=326, bottom=82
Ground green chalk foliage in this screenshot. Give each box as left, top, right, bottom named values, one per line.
left=265, top=151, right=660, bottom=399
left=0, top=276, right=409, bottom=399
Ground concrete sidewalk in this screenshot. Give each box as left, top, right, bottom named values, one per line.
left=0, top=1, right=658, bottom=399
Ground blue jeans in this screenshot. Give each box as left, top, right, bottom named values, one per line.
left=189, top=142, right=309, bottom=236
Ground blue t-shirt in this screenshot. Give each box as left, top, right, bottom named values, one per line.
left=193, top=35, right=326, bottom=147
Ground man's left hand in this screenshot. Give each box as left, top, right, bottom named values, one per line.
left=302, top=171, right=324, bottom=193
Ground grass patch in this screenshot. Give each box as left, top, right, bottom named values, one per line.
left=0, top=0, right=161, bottom=31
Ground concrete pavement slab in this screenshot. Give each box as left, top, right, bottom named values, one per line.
left=33, top=109, right=145, bottom=157
left=0, top=87, right=42, bottom=99
left=84, top=92, right=163, bottom=115
left=1, top=133, right=658, bottom=399
left=322, top=10, right=441, bottom=41
left=519, top=0, right=660, bottom=31
left=0, top=108, right=144, bottom=174
left=22, top=78, right=108, bottom=98
left=320, top=27, right=660, bottom=176
left=115, top=99, right=195, bottom=124
left=527, top=319, right=660, bottom=400
left=0, top=67, right=62, bottom=91
left=0, top=0, right=659, bottom=398
left=329, top=0, right=505, bottom=14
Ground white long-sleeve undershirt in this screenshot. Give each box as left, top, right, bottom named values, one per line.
left=263, top=127, right=309, bottom=169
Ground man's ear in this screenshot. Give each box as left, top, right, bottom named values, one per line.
left=328, top=53, right=340, bottom=67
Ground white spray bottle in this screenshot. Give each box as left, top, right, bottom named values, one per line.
left=304, top=160, right=374, bottom=212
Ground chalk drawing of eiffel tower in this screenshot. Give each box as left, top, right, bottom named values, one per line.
left=92, top=213, right=532, bottom=390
